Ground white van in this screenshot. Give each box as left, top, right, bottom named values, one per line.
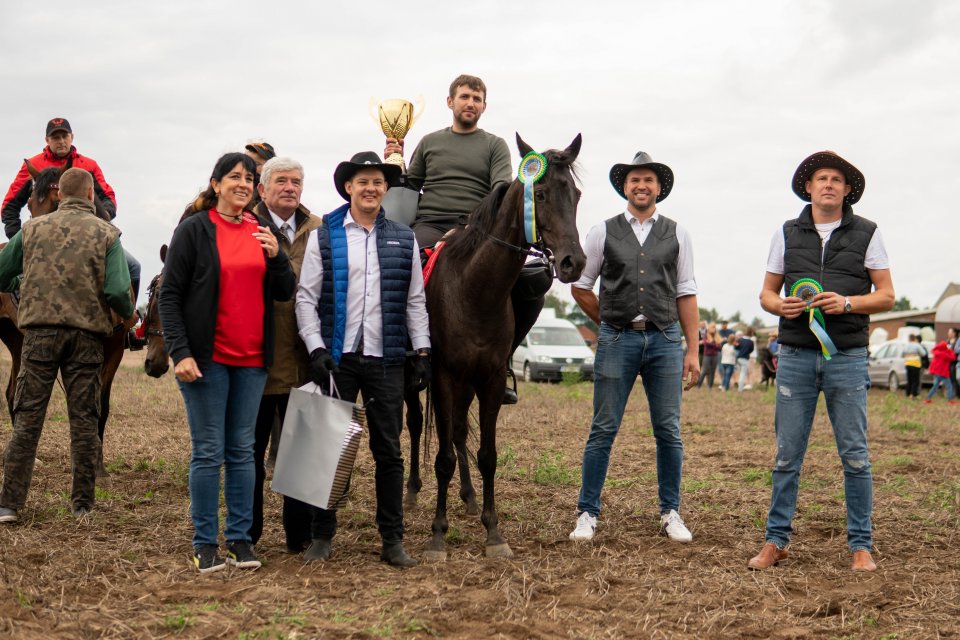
left=511, top=308, right=595, bottom=382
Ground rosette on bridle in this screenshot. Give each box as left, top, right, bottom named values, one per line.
left=790, top=278, right=838, bottom=360
left=518, top=152, right=547, bottom=244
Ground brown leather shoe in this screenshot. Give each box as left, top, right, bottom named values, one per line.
left=851, top=550, right=877, bottom=572
left=747, top=542, right=789, bottom=570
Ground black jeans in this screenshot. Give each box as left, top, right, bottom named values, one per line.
left=905, top=365, right=921, bottom=398
left=251, top=393, right=312, bottom=549
left=311, top=354, right=405, bottom=544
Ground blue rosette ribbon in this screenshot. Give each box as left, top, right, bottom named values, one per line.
left=518, top=152, right=547, bottom=244
left=789, top=278, right=838, bottom=360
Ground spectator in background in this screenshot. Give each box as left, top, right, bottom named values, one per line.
left=924, top=340, right=957, bottom=404
left=902, top=333, right=924, bottom=399
left=697, top=322, right=722, bottom=388
left=948, top=327, right=960, bottom=398
left=720, top=334, right=738, bottom=391
left=698, top=320, right=707, bottom=366
left=719, top=320, right=734, bottom=339
left=736, top=327, right=756, bottom=392
left=759, top=333, right=778, bottom=386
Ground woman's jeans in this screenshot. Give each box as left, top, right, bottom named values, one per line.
left=926, top=374, right=955, bottom=401
left=764, top=345, right=873, bottom=552
left=178, top=362, right=267, bottom=547
left=720, top=363, right=735, bottom=390
left=577, top=322, right=684, bottom=518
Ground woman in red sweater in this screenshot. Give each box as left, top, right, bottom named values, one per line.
left=160, top=153, right=295, bottom=573
left=924, top=340, right=957, bottom=404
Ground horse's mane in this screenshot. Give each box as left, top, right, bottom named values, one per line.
left=30, top=167, right=61, bottom=205
left=441, top=147, right=579, bottom=260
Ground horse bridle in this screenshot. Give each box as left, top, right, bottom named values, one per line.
left=142, top=273, right=164, bottom=338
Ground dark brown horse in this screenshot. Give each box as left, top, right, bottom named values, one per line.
left=421, top=134, right=586, bottom=561
left=142, top=246, right=169, bottom=378
left=0, top=160, right=131, bottom=475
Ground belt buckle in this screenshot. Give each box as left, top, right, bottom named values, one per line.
left=631, top=320, right=648, bottom=331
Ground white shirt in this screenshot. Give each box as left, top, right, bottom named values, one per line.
left=269, top=210, right=296, bottom=244
left=573, top=211, right=697, bottom=322
left=765, top=220, right=890, bottom=275
left=295, top=210, right=430, bottom=357
left=720, top=343, right=737, bottom=365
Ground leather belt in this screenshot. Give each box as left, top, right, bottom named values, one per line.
left=628, top=320, right=659, bottom=332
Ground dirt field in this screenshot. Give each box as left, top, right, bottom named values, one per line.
left=1, top=352, right=958, bottom=639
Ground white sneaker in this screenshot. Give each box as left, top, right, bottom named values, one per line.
left=569, top=512, right=597, bottom=541
left=660, top=510, right=692, bottom=542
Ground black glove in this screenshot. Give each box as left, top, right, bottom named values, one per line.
left=408, top=354, right=431, bottom=392
left=309, top=348, right=338, bottom=386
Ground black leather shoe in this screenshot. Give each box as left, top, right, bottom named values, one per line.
left=380, top=542, right=418, bottom=568
left=304, top=538, right=332, bottom=562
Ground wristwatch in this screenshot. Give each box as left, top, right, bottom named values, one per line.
left=843, top=296, right=853, bottom=313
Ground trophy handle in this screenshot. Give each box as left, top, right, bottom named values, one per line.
left=368, top=97, right=381, bottom=125
left=411, top=95, right=426, bottom=126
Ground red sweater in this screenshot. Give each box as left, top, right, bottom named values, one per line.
left=928, top=341, right=956, bottom=378
left=209, top=209, right=266, bottom=367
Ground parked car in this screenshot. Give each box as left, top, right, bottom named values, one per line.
left=512, top=309, right=594, bottom=382
left=867, top=340, right=934, bottom=389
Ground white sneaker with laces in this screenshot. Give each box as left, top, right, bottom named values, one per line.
left=660, top=509, right=692, bottom=542
left=569, top=512, right=597, bottom=541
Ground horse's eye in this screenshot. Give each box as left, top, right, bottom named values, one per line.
left=535, top=190, right=546, bottom=202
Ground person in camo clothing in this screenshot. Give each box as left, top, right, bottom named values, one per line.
left=0, top=168, right=135, bottom=524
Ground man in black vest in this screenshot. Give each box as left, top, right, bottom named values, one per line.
left=295, top=152, right=431, bottom=567
left=748, top=151, right=894, bottom=573
left=568, top=152, right=700, bottom=543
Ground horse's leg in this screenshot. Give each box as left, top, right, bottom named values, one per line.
left=455, top=411, right=479, bottom=516
left=403, top=383, right=423, bottom=510
left=96, top=333, right=125, bottom=477
left=424, top=371, right=461, bottom=563
left=476, top=373, right=512, bottom=558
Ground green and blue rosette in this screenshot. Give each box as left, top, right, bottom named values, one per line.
left=789, top=278, right=838, bottom=360
left=518, top=152, right=547, bottom=244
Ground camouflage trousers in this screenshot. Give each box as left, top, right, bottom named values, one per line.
left=0, top=327, right=103, bottom=511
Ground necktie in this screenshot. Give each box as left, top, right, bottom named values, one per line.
left=280, top=223, right=293, bottom=244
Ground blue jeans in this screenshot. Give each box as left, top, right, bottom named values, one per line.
left=178, top=362, right=267, bottom=547
left=577, top=322, right=684, bottom=517
left=720, top=363, right=735, bottom=390
left=765, top=345, right=873, bottom=552
left=926, top=375, right=955, bottom=400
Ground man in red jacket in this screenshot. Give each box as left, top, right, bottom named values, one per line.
left=2, top=118, right=141, bottom=299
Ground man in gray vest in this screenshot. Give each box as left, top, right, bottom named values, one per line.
left=568, top=152, right=700, bottom=543
left=295, top=152, right=431, bottom=567
left=0, top=168, right=135, bottom=524
left=748, top=151, right=894, bottom=573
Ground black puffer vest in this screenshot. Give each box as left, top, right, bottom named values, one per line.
left=779, top=205, right=876, bottom=350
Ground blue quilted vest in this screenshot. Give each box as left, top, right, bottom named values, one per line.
left=317, top=204, right=415, bottom=365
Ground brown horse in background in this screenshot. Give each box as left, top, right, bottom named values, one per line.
left=0, top=159, right=131, bottom=475
left=420, top=134, right=586, bottom=561
left=142, top=246, right=169, bottom=378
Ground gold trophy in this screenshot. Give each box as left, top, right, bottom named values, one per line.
left=369, top=97, right=424, bottom=171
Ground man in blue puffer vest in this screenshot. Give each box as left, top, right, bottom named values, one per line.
left=295, top=151, right=431, bottom=568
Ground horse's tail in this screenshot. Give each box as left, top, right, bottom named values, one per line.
left=422, top=382, right=434, bottom=475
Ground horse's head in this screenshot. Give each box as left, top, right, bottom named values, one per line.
left=516, top=134, right=586, bottom=283
left=25, top=157, right=69, bottom=218
left=143, top=245, right=170, bottom=378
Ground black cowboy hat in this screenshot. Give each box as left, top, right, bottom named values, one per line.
left=609, top=152, right=674, bottom=202
left=792, top=150, right=865, bottom=205
left=245, top=141, right=276, bottom=161
left=333, top=151, right=402, bottom=202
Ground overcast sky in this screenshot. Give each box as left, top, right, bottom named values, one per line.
left=2, top=1, right=958, bottom=322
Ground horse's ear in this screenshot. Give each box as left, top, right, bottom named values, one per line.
left=516, top=133, right=534, bottom=158
left=160, top=244, right=167, bottom=263
left=24, top=159, right=39, bottom=179
left=564, top=134, right=583, bottom=161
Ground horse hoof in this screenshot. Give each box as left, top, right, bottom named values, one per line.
left=485, top=543, right=513, bottom=559
left=96, top=466, right=110, bottom=478
left=464, top=500, right=479, bottom=517
left=422, top=550, right=447, bottom=563
left=403, top=492, right=418, bottom=510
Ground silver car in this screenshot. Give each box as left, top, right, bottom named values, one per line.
left=867, top=340, right=934, bottom=389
